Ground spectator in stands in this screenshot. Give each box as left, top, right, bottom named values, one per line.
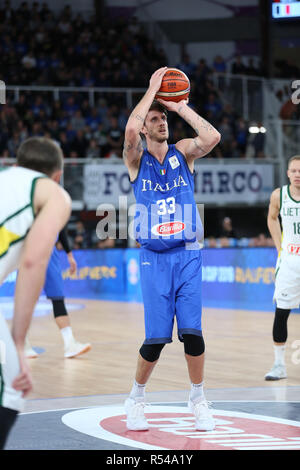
left=219, top=217, right=237, bottom=239
left=85, top=139, right=100, bottom=159
left=70, top=110, right=86, bottom=132
left=105, top=116, right=124, bottom=159
left=206, top=237, right=218, bottom=248
left=72, top=221, right=91, bottom=250
left=70, top=129, right=88, bottom=157
left=0, top=0, right=15, bottom=22
left=252, top=122, right=266, bottom=158
left=245, top=57, right=258, bottom=76
left=21, top=50, right=37, bottom=69
left=7, top=131, right=21, bottom=157
left=231, top=54, right=246, bottom=75
left=204, top=93, right=222, bottom=120
left=65, top=122, right=77, bottom=142
left=250, top=233, right=269, bottom=247
left=219, top=237, right=231, bottom=248
left=92, top=122, right=108, bottom=156
left=218, top=117, right=234, bottom=145
left=235, top=118, right=248, bottom=157
left=15, top=94, right=28, bottom=116
left=176, top=52, right=197, bottom=77
left=170, top=120, right=188, bottom=142
left=212, top=55, right=226, bottom=74
left=58, top=131, right=71, bottom=158
left=220, top=103, right=238, bottom=128
left=194, top=58, right=211, bottom=87
left=228, top=140, right=242, bottom=159
left=64, top=96, right=79, bottom=117
left=85, top=108, right=102, bottom=131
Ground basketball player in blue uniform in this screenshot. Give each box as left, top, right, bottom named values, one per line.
left=123, top=67, right=221, bottom=431
left=25, top=227, right=91, bottom=359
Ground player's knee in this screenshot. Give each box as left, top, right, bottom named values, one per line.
left=273, top=307, right=290, bottom=343
left=52, top=299, right=68, bottom=318
left=182, top=334, right=205, bottom=357
left=139, top=343, right=165, bottom=362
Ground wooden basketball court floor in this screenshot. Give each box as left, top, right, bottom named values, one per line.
left=4, top=298, right=300, bottom=451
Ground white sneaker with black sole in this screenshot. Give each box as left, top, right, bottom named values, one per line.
left=188, top=397, right=215, bottom=431
left=265, top=363, right=287, bottom=381
left=124, top=397, right=149, bottom=431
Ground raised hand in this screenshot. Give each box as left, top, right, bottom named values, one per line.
left=156, top=97, right=189, bottom=112
left=149, top=67, right=168, bottom=94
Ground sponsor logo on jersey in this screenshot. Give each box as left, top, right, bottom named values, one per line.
left=287, top=243, right=300, bottom=255
left=151, top=221, right=185, bottom=237
left=169, top=155, right=180, bottom=170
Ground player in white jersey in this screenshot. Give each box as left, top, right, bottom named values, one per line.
left=0, top=137, right=71, bottom=448
left=265, top=155, right=300, bottom=380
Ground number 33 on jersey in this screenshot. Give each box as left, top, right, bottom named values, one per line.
left=131, top=144, right=203, bottom=252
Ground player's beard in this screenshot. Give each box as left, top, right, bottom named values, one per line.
left=150, top=128, right=168, bottom=143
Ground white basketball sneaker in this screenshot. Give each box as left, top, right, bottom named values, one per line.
left=24, top=339, right=39, bottom=358
left=124, top=397, right=149, bottom=431
left=188, top=397, right=215, bottom=431
left=265, top=363, right=287, bottom=381
left=64, top=340, right=91, bottom=358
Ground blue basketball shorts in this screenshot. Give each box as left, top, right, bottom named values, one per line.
left=43, top=247, right=64, bottom=300
left=139, top=247, right=203, bottom=344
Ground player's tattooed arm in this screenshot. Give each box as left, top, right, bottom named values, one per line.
left=178, top=104, right=216, bottom=135
left=123, top=138, right=143, bottom=165
left=192, top=135, right=206, bottom=154
left=134, top=114, right=145, bottom=124
left=175, top=102, right=221, bottom=161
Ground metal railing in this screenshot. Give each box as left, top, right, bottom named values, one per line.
left=212, top=72, right=266, bottom=123
left=6, top=85, right=146, bottom=110
left=5, top=72, right=294, bottom=126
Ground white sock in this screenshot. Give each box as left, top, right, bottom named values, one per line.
left=130, top=380, right=146, bottom=400
left=274, top=344, right=286, bottom=366
left=60, top=327, right=74, bottom=347
left=190, top=381, right=205, bottom=402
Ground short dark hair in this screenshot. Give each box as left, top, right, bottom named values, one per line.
left=17, top=137, right=63, bottom=176
left=148, top=100, right=168, bottom=117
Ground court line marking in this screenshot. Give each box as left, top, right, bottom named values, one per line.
left=20, top=400, right=300, bottom=415
left=61, top=405, right=300, bottom=451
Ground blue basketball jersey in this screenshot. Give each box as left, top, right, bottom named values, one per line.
left=131, top=144, right=203, bottom=252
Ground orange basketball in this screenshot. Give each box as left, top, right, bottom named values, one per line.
left=155, top=68, right=190, bottom=103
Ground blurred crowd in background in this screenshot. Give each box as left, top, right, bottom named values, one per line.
left=0, top=1, right=270, bottom=161
left=0, top=1, right=280, bottom=248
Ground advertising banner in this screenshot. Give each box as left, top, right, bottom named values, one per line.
left=83, top=163, right=274, bottom=209
left=202, top=247, right=278, bottom=311
left=2, top=247, right=298, bottom=313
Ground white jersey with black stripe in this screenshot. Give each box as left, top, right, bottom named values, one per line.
left=0, top=166, right=45, bottom=284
